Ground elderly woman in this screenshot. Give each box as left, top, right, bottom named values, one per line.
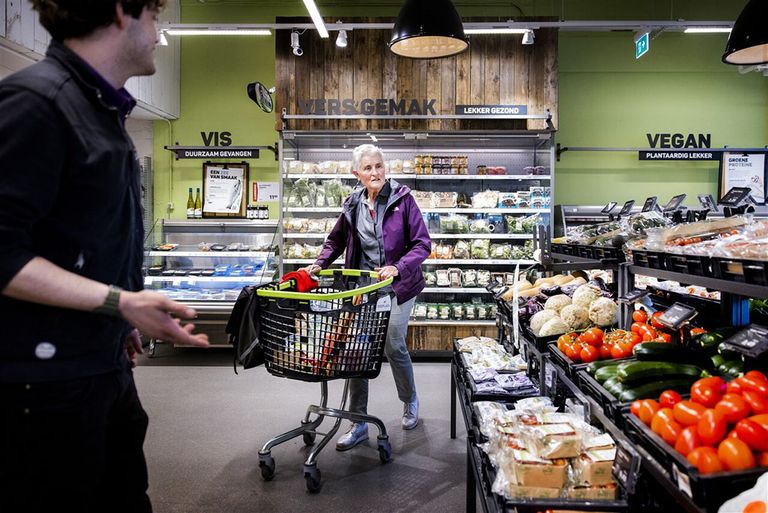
left=302, top=144, right=431, bottom=451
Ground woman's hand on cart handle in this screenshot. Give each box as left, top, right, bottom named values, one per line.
left=300, top=264, right=322, bottom=279
left=375, top=266, right=399, bottom=281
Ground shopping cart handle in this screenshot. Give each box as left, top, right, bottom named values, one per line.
left=260, top=268, right=393, bottom=300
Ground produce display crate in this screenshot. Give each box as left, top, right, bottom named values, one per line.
left=623, top=411, right=766, bottom=513
left=631, top=250, right=668, bottom=270
left=645, top=286, right=721, bottom=327
left=551, top=243, right=575, bottom=255
left=664, top=253, right=713, bottom=277
left=575, top=369, right=632, bottom=427
left=547, top=342, right=590, bottom=379
left=521, top=323, right=560, bottom=351
left=711, top=257, right=768, bottom=286
left=593, top=245, right=624, bottom=262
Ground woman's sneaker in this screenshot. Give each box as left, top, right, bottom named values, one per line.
left=335, top=422, right=369, bottom=451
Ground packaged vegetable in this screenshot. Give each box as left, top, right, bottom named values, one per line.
left=490, top=243, right=513, bottom=260
left=426, top=304, right=439, bottom=319
left=423, top=271, right=437, bottom=286
left=462, top=269, right=478, bottom=287
left=438, top=304, right=451, bottom=320
left=453, top=240, right=471, bottom=259
left=469, top=217, right=492, bottom=233
left=498, top=193, right=520, bottom=208
left=477, top=270, right=492, bottom=287
left=440, top=214, right=469, bottom=234
left=471, top=239, right=491, bottom=259
left=435, top=243, right=454, bottom=259
left=452, top=304, right=465, bottom=320
left=449, top=268, right=462, bottom=288
left=434, top=192, right=458, bottom=208
left=436, top=269, right=451, bottom=287
left=472, top=190, right=500, bottom=209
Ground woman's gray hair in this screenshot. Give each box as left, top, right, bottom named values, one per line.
left=352, top=144, right=385, bottom=171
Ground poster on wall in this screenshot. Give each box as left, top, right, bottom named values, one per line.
left=202, top=163, right=249, bottom=217
left=719, top=153, right=767, bottom=204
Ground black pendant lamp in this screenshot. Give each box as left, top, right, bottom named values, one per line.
left=723, top=0, right=768, bottom=65
left=389, top=0, right=469, bottom=59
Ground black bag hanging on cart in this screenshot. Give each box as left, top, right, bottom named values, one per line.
left=225, top=285, right=264, bottom=373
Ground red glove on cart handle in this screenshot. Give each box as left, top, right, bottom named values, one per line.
left=280, top=269, right=319, bottom=292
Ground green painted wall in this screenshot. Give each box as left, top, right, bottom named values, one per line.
left=153, top=1, right=767, bottom=221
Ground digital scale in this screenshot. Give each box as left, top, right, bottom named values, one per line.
left=657, top=302, right=699, bottom=330
left=641, top=196, right=658, bottom=213
left=720, top=324, right=768, bottom=360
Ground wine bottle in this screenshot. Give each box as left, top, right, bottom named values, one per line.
left=194, top=188, right=202, bottom=218
left=186, top=188, right=194, bottom=219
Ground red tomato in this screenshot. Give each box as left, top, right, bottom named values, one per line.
left=674, top=425, right=701, bottom=456
left=631, top=322, right=644, bottom=335
left=650, top=311, right=666, bottom=329
left=610, top=344, right=629, bottom=359
left=749, top=414, right=768, bottom=428
left=632, top=309, right=648, bottom=323
left=630, top=332, right=642, bottom=345
left=556, top=334, right=574, bottom=352
left=744, top=370, right=768, bottom=382
left=640, top=326, right=656, bottom=342
left=651, top=407, right=675, bottom=434
left=727, top=429, right=741, bottom=440
left=618, top=340, right=634, bottom=356
left=690, top=327, right=707, bottom=336
left=580, top=345, right=600, bottom=363
left=698, top=409, right=727, bottom=446
left=727, top=377, right=747, bottom=395
left=638, top=399, right=660, bottom=426
left=718, top=438, right=756, bottom=471
left=741, top=376, right=768, bottom=397
left=734, top=419, right=768, bottom=451
left=687, top=446, right=722, bottom=474
left=757, top=452, right=768, bottom=467
left=630, top=400, right=643, bottom=418
left=744, top=391, right=768, bottom=414
left=714, top=394, right=751, bottom=424
left=658, top=333, right=672, bottom=343
left=743, top=501, right=767, bottom=513
left=660, top=419, right=683, bottom=445
left=659, top=390, right=683, bottom=409
left=586, top=327, right=604, bottom=341
left=580, top=331, right=598, bottom=347
left=674, top=400, right=707, bottom=426
left=598, top=344, right=612, bottom=359
left=691, top=377, right=726, bottom=408
left=563, top=343, right=578, bottom=361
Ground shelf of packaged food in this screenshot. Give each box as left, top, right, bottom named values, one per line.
left=627, top=264, right=768, bottom=298
left=161, top=219, right=279, bottom=228
left=409, top=320, right=496, bottom=327
left=285, top=174, right=551, bottom=181
left=282, top=259, right=339, bottom=264
left=424, top=259, right=537, bottom=265
left=421, top=287, right=492, bottom=294
left=144, top=276, right=273, bottom=285
left=282, top=233, right=533, bottom=240
left=145, top=251, right=271, bottom=258
left=283, top=207, right=548, bottom=215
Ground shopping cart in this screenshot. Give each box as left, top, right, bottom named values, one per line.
left=255, top=269, right=394, bottom=493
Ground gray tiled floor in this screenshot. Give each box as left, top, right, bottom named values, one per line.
left=135, top=355, right=467, bottom=513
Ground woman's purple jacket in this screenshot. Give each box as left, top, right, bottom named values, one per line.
left=314, top=179, right=432, bottom=303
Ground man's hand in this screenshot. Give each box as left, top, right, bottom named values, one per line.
left=374, top=266, right=399, bottom=281
left=124, top=328, right=143, bottom=368
left=118, top=290, right=209, bottom=347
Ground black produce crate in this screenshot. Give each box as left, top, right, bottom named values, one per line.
left=665, top=253, right=713, bottom=277
left=623, top=412, right=766, bottom=513
left=632, top=250, right=668, bottom=270
left=551, top=243, right=573, bottom=255
left=575, top=369, right=632, bottom=427
left=712, top=257, right=768, bottom=286
left=646, top=286, right=721, bottom=328
left=521, top=323, right=560, bottom=351
left=593, top=245, right=624, bottom=263
left=576, top=245, right=596, bottom=259
left=547, top=343, right=590, bottom=379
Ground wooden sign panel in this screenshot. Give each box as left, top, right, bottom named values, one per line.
left=275, top=17, right=558, bottom=132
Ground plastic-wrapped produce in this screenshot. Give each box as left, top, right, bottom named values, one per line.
left=318, top=161, right=339, bottom=174
left=477, top=270, right=492, bottom=287
left=476, top=303, right=488, bottom=320
left=471, top=239, right=491, bottom=259
left=284, top=217, right=308, bottom=233
left=449, top=268, right=462, bottom=288
left=436, top=269, right=451, bottom=287
left=307, top=218, right=327, bottom=233
left=438, top=304, right=451, bottom=320
left=440, top=214, right=469, bottom=233
left=413, top=303, right=427, bottom=320
left=469, top=217, right=492, bottom=233
left=490, top=243, right=513, bottom=260
left=498, top=192, right=520, bottom=208
left=435, top=243, right=454, bottom=259
left=472, top=190, right=500, bottom=209
left=462, top=269, right=478, bottom=287
left=627, top=211, right=670, bottom=235
left=426, top=304, right=439, bottom=319
left=323, top=179, right=345, bottom=207
left=412, top=191, right=435, bottom=209
left=423, top=271, right=437, bottom=286
left=453, top=240, right=471, bottom=259
left=452, top=303, right=465, bottom=320
left=465, top=303, right=476, bottom=320
left=434, top=192, right=458, bottom=208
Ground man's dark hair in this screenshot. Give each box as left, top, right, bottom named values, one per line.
left=30, top=0, right=166, bottom=41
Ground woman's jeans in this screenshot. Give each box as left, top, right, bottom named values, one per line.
left=348, top=296, right=417, bottom=415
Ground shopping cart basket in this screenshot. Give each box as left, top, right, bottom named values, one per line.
left=255, top=269, right=394, bottom=493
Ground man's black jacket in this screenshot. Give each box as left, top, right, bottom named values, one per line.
left=0, top=41, right=144, bottom=383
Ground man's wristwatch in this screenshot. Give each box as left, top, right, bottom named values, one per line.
left=94, top=285, right=123, bottom=317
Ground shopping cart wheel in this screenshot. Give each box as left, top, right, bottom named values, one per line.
left=304, top=465, right=322, bottom=493
left=302, top=431, right=316, bottom=446
left=377, top=438, right=393, bottom=463
left=258, top=453, right=275, bottom=481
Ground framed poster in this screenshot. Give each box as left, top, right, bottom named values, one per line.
left=719, top=153, right=767, bottom=204
left=202, top=163, right=249, bottom=218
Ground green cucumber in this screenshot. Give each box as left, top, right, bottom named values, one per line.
left=617, top=361, right=704, bottom=386
left=696, top=327, right=738, bottom=351
left=633, top=342, right=714, bottom=370
left=725, top=359, right=745, bottom=377
left=711, top=354, right=726, bottom=369
left=619, top=377, right=699, bottom=402
left=587, top=359, right=624, bottom=375
left=602, top=376, right=627, bottom=397
left=595, top=366, right=620, bottom=384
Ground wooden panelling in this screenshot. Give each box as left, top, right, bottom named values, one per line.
left=275, top=17, right=558, bottom=132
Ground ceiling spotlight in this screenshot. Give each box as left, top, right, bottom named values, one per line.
left=723, top=0, right=768, bottom=65
left=336, top=21, right=348, bottom=48
left=522, top=30, right=534, bottom=45
left=157, top=31, right=168, bottom=46
left=389, top=0, right=469, bottom=59
left=291, top=30, right=303, bottom=57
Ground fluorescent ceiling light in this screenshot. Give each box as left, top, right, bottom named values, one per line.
left=165, top=28, right=271, bottom=36
left=465, top=28, right=528, bottom=34
left=685, top=27, right=731, bottom=33
left=303, top=0, right=329, bottom=38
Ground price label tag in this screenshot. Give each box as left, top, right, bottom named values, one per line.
left=657, top=302, right=698, bottom=330
left=618, top=288, right=651, bottom=304
left=545, top=366, right=556, bottom=392
left=721, top=324, right=768, bottom=358
left=612, top=440, right=640, bottom=494
left=601, top=201, right=618, bottom=214
left=641, top=196, right=658, bottom=213
left=619, top=200, right=635, bottom=216
left=671, top=463, right=693, bottom=498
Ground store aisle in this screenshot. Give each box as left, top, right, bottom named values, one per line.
left=135, top=359, right=467, bottom=513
